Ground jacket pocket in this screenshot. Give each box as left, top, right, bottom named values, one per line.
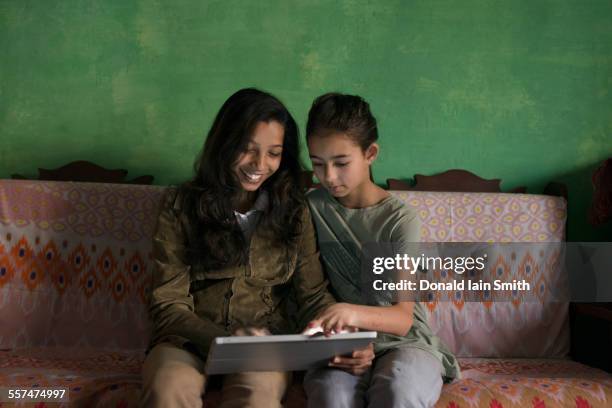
left=245, top=246, right=296, bottom=287
left=190, top=263, right=243, bottom=282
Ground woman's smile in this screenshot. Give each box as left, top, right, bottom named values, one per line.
left=240, top=168, right=265, bottom=183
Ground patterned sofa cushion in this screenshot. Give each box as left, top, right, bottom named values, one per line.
left=2, top=349, right=610, bottom=408
left=0, top=347, right=142, bottom=407
left=437, top=358, right=612, bottom=408
left=393, top=191, right=569, bottom=358
left=0, top=180, right=164, bottom=350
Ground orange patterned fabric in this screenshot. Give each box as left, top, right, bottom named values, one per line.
left=0, top=181, right=165, bottom=350
left=0, top=348, right=141, bottom=407
left=435, top=358, right=612, bottom=408
left=1, top=352, right=610, bottom=407
left=394, top=191, right=570, bottom=358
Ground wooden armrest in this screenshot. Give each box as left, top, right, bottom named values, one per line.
left=543, top=181, right=568, bottom=200
left=10, top=160, right=154, bottom=185
left=386, top=169, right=526, bottom=193
left=571, top=302, right=612, bottom=322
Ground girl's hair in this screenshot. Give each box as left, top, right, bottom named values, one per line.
left=306, top=92, right=378, bottom=150
left=180, top=88, right=305, bottom=270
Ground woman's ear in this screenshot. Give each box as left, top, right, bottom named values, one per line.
left=365, top=143, right=379, bottom=164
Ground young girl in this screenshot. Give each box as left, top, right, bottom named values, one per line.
left=141, top=88, right=342, bottom=408
left=303, top=93, right=460, bottom=408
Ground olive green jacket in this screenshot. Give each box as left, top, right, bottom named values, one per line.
left=148, top=190, right=336, bottom=358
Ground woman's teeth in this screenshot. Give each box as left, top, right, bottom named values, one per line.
left=242, top=169, right=263, bottom=182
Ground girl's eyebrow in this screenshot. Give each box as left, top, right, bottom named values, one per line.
left=309, top=154, right=350, bottom=160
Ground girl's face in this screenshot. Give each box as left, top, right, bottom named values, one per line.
left=233, top=120, right=284, bottom=192
left=308, top=133, right=376, bottom=198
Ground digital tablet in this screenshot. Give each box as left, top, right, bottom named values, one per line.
left=205, top=331, right=377, bottom=375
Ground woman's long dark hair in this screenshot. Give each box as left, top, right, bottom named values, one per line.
left=180, top=88, right=305, bottom=270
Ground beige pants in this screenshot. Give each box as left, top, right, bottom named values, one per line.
left=141, top=343, right=291, bottom=408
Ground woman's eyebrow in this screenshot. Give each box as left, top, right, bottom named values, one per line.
left=247, top=142, right=283, bottom=148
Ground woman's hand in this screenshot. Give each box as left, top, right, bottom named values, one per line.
left=233, top=327, right=271, bottom=336
left=329, top=342, right=374, bottom=375
left=307, top=303, right=359, bottom=335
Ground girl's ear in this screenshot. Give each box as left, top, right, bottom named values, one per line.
left=365, top=143, right=379, bottom=164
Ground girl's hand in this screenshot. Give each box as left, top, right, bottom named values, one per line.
left=307, top=303, right=358, bottom=335
left=233, top=327, right=271, bottom=336
left=329, top=342, right=374, bottom=375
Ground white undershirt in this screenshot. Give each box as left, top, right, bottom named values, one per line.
left=233, top=191, right=269, bottom=242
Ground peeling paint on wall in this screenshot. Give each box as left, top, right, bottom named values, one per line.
left=1, top=0, right=611, bottom=239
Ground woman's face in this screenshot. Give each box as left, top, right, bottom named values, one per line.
left=233, top=120, right=285, bottom=192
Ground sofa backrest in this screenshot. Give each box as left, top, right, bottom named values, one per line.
left=0, top=180, right=569, bottom=357
left=392, top=191, right=569, bottom=358
left=0, top=180, right=164, bottom=350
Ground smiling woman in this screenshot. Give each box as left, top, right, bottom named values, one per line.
left=180, top=88, right=304, bottom=270
left=141, top=88, right=339, bottom=408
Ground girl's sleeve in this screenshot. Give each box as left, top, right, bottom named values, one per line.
left=391, top=209, right=422, bottom=254
left=291, top=206, right=337, bottom=329
left=148, top=190, right=229, bottom=357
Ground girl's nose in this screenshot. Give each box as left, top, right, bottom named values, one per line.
left=324, top=166, right=336, bottom=184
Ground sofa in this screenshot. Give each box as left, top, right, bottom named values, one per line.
left=0, top=179, right=611, bottom=407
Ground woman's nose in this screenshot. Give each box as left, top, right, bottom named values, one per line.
left=250, top=152, right=265, bottom=170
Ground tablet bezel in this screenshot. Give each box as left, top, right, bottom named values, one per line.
left=205, top=331, right=377, bottom=375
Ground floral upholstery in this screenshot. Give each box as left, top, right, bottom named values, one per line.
left=0, top=348, right=141, bottom=407
left=437, top=358, right=612, bottom=408
left=0, top=181, right=163, bottom=350
left=2, top=351, right=610, bottom=408
left=0, top=180, right=609, bottom=407
left=396, top=191, right=570, bottom=359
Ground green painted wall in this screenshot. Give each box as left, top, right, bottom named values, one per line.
left=1, top=0, right=611, bottom=240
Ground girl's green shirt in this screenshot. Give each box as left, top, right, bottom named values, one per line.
left=307, top=188, right=460, bottom=381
